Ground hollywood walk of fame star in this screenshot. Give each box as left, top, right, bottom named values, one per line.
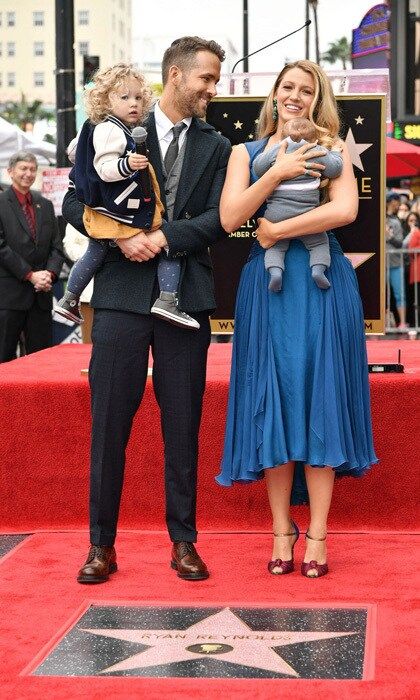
left=81, top=607, right=356, bottom=677
left=355, top=116, right=364, bottom=125
left=234, top=120, right=243, bottom=130
left=345, top=128, right=372, bottom=172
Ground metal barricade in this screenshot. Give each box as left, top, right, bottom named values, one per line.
left=385, top=247, right=420, bottom=334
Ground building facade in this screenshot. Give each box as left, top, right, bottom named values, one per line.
left=0, top=0, right=132, bottom=107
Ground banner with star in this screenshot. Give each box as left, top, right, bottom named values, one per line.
left=206, top=95, right=386, bottom=334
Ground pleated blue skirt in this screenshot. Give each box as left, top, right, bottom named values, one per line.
left=216, top=235, right=378, bottom=504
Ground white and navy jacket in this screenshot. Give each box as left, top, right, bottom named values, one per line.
left=67, top=115, right=155, bottom=229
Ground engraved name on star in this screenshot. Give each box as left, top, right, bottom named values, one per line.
left=345, top=128, right=372, bottom=171
left=81, top=607, right=356, bottom=677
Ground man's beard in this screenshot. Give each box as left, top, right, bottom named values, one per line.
left=175, top=86, right=209, bottom=118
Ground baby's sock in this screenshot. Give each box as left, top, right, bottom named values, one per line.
left=311, top=264, right=330, bottom=289
left=268, top=267, right=283, bottom=292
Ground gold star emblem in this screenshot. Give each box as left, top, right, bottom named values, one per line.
left=234, top=120, right=243, bottom=130
left=223, top=113, right=228, bottom=118
left=355, top=116, right=364, bottom=125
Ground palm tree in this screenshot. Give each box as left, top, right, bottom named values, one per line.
left=322, top=37, right=351, bottom=70
left=0, top=93, right=53, bottom=132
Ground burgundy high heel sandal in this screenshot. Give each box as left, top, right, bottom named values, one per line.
left=268, top=521, right=299, bottom=575
left=301, top=532, right=329, bottom=578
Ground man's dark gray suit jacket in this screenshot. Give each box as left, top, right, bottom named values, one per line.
left=0, top=187, right=64, bottom=311
left=62, top=113, right=232, bottom=314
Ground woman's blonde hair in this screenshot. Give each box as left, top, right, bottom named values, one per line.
left=257, top=60, right=340, bottom=148
left=84, top=63, right=153, bottom=124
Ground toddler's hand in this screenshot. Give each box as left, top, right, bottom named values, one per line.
left=128, top=153, right=149, bottom=170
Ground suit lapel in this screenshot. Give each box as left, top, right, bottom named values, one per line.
left=7, top=188, right=34, bottom=241
left=32, top=192, right=43, bottom=241
left=174, top=119, right=217, bottom=219
left=144, top=113, right=167, bottom=212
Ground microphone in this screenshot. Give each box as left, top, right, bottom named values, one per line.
left=231, top=20, right=311, bottom=74
left=131, top=126, right=152, bottom=203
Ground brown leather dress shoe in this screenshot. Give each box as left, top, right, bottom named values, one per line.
left=171, top=542, right=209, bottom=580
left=77, top=545, right=117, bottom=584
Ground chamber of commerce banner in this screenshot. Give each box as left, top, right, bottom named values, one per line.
left=206, top=94, right=386, bottom=334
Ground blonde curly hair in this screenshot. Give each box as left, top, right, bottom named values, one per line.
left=84, top=63, right=153, bottom=125
left=257, top=60, right=340, bottom=149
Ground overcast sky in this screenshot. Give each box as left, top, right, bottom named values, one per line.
left=132, top=0, right=377, bottom=72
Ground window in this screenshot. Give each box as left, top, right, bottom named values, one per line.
left=7, top=72, right=16, bottom=87
left=78, top=10, right=89, bottom=25
left=34, top=72, right=45, bottom=87
left=33, top=11, right=45, bottom=27
left=7, top=12, right=15, bottom=27
left=34, top=42, right=44, bottom=57
left=79, top=41, right=89, bottom=56
left=79, top=71, right=84, bottom=86
left=7, top=42, right=15, bottom=58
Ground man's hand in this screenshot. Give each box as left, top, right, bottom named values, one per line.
left=117, top=231, right=162, bottom=262
left=147, top=229, right=167, bottom=249
left=29, top=270, right=52, bottom=292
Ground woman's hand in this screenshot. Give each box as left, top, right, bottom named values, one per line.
left=256, top=218, right=277, bottom=248
left=272, top=140, right=326, bottom=181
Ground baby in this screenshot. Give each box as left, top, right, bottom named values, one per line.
left=253, top=117, right=343, bottom=291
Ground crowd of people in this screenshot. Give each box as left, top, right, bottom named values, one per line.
left=386, top=190, right=420, bottom=330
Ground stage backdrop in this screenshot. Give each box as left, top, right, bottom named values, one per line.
left=206, top=94, right=386, bottom=334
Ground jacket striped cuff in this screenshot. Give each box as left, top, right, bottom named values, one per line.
left=118, top=156, right=135, bottom=177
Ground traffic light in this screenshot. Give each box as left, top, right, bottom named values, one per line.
left=83, top=55, right=100, bottom=85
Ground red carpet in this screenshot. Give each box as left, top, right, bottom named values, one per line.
left=0, top=531, right=418, bottom=699
left=0, top=341, right=419, bottom=533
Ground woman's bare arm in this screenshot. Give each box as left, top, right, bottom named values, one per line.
left=256, top=142, right=358, bottom=248
left=220, top=141, right=325, bottom=233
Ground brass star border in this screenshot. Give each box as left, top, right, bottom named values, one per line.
left=23, top=602, right=377, bottom=680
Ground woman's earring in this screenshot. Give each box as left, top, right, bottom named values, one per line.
left=272, top=98, right=278, bottom=122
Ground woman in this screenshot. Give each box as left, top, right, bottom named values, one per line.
left=216, top=60, right=378, bottom=578
left=404, top=211, right=420, bottom=328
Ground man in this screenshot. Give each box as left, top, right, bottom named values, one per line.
left=62, top=37, right=231, bottom=583
left=0, top=151, right=64, bottom=362
left=386, top=192, right=406, bottom=329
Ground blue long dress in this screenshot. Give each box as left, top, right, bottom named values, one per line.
left=216, top=139, right=378, bottom=503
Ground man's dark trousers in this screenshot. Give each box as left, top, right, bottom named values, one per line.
left=89, top=308, right=211, bottom=546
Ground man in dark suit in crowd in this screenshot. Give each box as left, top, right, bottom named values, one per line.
left=63, top=37, right=231, bottom=583
left=0, top=151, right=64, bottom=362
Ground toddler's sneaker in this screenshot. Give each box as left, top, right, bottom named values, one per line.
left=55, top=291, right=84, bottom=324
left=151, top=292, right=200, bottom=330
